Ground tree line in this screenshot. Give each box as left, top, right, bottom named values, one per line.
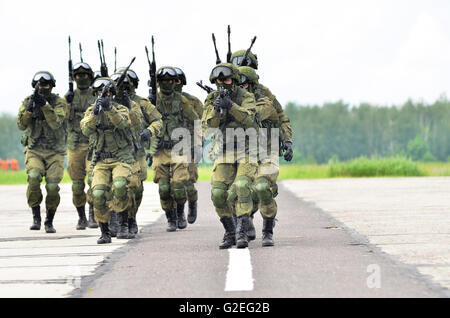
left=1, top=96, right=449, bottom=169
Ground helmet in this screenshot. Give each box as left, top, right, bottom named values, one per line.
left=73, top=62, right=94, bottom=79
left=209, top=63, right=241, bottom=84
left=156, top=66, right=179, bottom=81
left=91, top=77, right=116, bottom=96
left=230, top=50, right=258, bottom=70
left=31, top=71, right=56, bottom=88
left=117, top=67, right=139, bottom=88
left=174, top=67, right=186, bottom=85
left=93, top=71, right=102, bottom=81
left=110, top=72, right=131, bottom=87
left=238, top=66, right=259, bottom=85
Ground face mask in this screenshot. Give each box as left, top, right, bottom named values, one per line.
left=159, top=81, right=175, bottom=95
left=39, top=87, right=52, bottom=98
left=217, top=82, right=234, bottom=92
left=75, top=77, right=91, bottom=90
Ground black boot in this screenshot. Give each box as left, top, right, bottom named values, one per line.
left=88, top=204, right=98, bottom=228
left=128, top=217, right=138, bottom=235
left=187, top=201, right=197, bottom=224
left=44, top=210, right=56, bottom=233
left=109, top=212, right=118, bottom=237
left=117, top=211, right=134, bottom=239
left=97, top=222, right=112, bottom=244
left=236, top=215, right=249, bottom=249
left=247, top=215, right=256, bottom=241
left=165, top=209, right=177, bottom=232
left=30, top=206, right=41, bottom=230
left=76, top=206, right=88, bottom=230
left=262, top=218, right=275, bottom=247
left=219, top=217, right=236, bottom=249
left=177, top=203, right=187, bottom=229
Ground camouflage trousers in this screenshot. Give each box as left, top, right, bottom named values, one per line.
left=67, top=143, right=89, bottom=208
left=253, top=161, right=279, bottom=218
left=152, top=149, right=190, bottom=212
left=91, top=159, right=134, bottom=223
left=186, top=162, right=198, bottom=203
left=128, top=155, right=147, bottom=218
left=25, top=148, right=65, bottom=212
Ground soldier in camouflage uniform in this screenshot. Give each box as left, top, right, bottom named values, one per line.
left=152, top=66, right=201, bottom=232
left=111, top=69, right=162, bottom=235
left=17, top=71, right=68, bottom=233
left=174, top=67, right=203, bottom=224
left=80, top=77, right=136, bottom=244
left=202, top=63, right=259, bottom=249
left=64, top=62, right=98, bottom=230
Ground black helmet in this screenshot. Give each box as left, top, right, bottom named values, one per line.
left=31, top=71, right=56, bottom=88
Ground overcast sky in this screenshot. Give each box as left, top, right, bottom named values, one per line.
left=1, top=0, right=450, bottom=115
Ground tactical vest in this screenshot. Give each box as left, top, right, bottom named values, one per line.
left=67, top=88, right=96, bottom=149
left=90, top=103, right=135, bottom=167
left=21, top=94, right=67, bottom=153
left=156, top=92, right=186, bottom=148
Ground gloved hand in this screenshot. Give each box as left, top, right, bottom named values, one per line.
left=282, top=141, right=294, bottom=162
left=65, top=90, right=74, bottom=104
left=122, top=91, right=131, bottom=109
left=34, top=93, right=47, bottom=108
left=213, top=95, right=233, bottom=112
left=101, top=96, right=112, bottom=111
left=140, top=128, right=152, bottom=142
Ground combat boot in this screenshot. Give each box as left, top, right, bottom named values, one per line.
left=76, top=206, right=88, bottom=230
left=247, top=215, right=256, bottom=241
left=176, top=203, right=187, bottom=229
left=30, top=206, right=41, bottom=230
left=109, top=212, right=118, bottom=237
left=97, top=222, right=112, bottom=244
left=88, top=204, right=98, bottom=228
left=262, top=218, right=275, bottom=247
left=236, top=215, right=250, bottom=249
left=44, top=210, right=56, bottom=233
left=187, top=201, right=197, bottom=224
left=219, top=217, right=236, bottom=249
left=165, top=209, right=177, bottom=232
left=117, top=211, right=134, bottom=239
left=128, top=217, right=138, bottom=235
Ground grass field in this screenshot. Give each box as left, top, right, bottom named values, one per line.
left=1, top=161, right=448, bottom=185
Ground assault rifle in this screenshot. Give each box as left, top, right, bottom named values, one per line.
left=196, top=80, right=214, bottom=94
left=240, top=36, right=257, bottom=67
left=97, top=39, right=108, bottom=77
left=212, top=33, right=221, bottom=65
left=27, top=83, right=40, bottom=113
left=145, top=36, right=157, bottom=105
left=79, top=43, right=84, bottom=62
left=68, top=36, right=75, bottom=121
left=226, top=25, right=232, bottom=63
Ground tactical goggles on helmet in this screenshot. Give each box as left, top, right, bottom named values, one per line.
left=73, top=62, right=92, bottom=72
left=33, top=72, right=53, bottom=83
left=157, top=68, right=177, bottom=78
left=110, top=73, right=130, bottom=84
left=231, top=56, right=253, bottom=67
left=92, top=78, right=112, bottom=90
left=240, top=75, right=249, bottom=85
left=210, top=66, right=234, bottom=81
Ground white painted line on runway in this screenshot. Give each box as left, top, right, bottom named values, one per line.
left=225, top=249, right=254, bottom=292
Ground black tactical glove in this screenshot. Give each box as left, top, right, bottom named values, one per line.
left=282, top=141, right=294, bottom=162
left=213, top=95, right=233, bottom=112
left=34, top=93, right=47, bottom=108
left=140, top=128, right=152, bottom=142
left=101, top=96, right=112, bottom=111
left=146, top=152, right=153, bottom=167
left=122, top=91, right=131, bottom=109
left=65, top=90, right=74, bottom=104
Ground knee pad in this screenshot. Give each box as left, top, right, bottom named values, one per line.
left=72, top=180, right=85, bottom=196
left=234, top=176, right=251, bottom=203
left=27, top=169, right=42, bottom=189
left=113, top=177, right=128, bottom=201
left=227, top=184, right=237, bottom=203
left=158, top=179, right=171, bottom=201
left=45, top=182, right=60, bottom=197
left=87, top=172, right=93, bottom=187
left=185, top=181, right=196, bottom=198
left=92, top=185, right=107, bottom=209
left=211, top=182, right=228, bottom=209
left=254, top=177, right=273, bottom=205
left=171, top=182, right=186, bottom=202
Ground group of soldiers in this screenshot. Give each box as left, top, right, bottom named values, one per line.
left=17, top=43, right=293, bottom=249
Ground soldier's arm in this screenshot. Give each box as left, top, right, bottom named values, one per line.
left=107, top=105, right=130, bottom=130
left=80, top=105, right=97, bottom=136
left=255, top=97, right=279, bottom=122
left=17, top=98, right=32, bottom=131
left=129, top=101, right=142, bottom=127
left=228, top=91, right=256, bottom=128
left=41, top=97, right=67, bottom=130
left=262, top=86, right=292, bottom=142
left=202, top=93, right=220, bottom=132
left=180, top=95, right=200, bottom=122
left=142, top=99, right=163, bottom=137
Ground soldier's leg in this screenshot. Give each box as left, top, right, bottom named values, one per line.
left=68, top=144, right=89, bottom=230
left=172, top=161, right=190, bottom=230
left=128, top=158, right=145, bottom=235
left=85, top=163, right=98, bottom=228
left=25, top=150, right=45, bottom=230
left=43, top=152, right=65, bottom=234
left=186, top=162, right=198, bottom=224
left=233, top=162, right=258, bottom=248
left=92, top=162, right=113, bottom=244
left=211, top=162, right=237, bottom=249
left=111, top=162, right=134, bottom=239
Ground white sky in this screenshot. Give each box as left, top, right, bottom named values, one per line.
left=1, top=0, right=450, bottom=115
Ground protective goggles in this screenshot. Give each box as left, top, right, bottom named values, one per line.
left=240, top=75, right=249, bottom=85
left=157, top=68, right=177, bottom=78
left=210, top=66, right=233, bottom=80
left=231, top=56, right=252, bottom=67
left=174, top=67, right=184, bottom=77
left=73, top=62, right=92, bottom=72
left=92, top=78, right=112, bottom=90
left=33, top=72, right=52, bottom=82
left=110, top=73, right=130, bottom=84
